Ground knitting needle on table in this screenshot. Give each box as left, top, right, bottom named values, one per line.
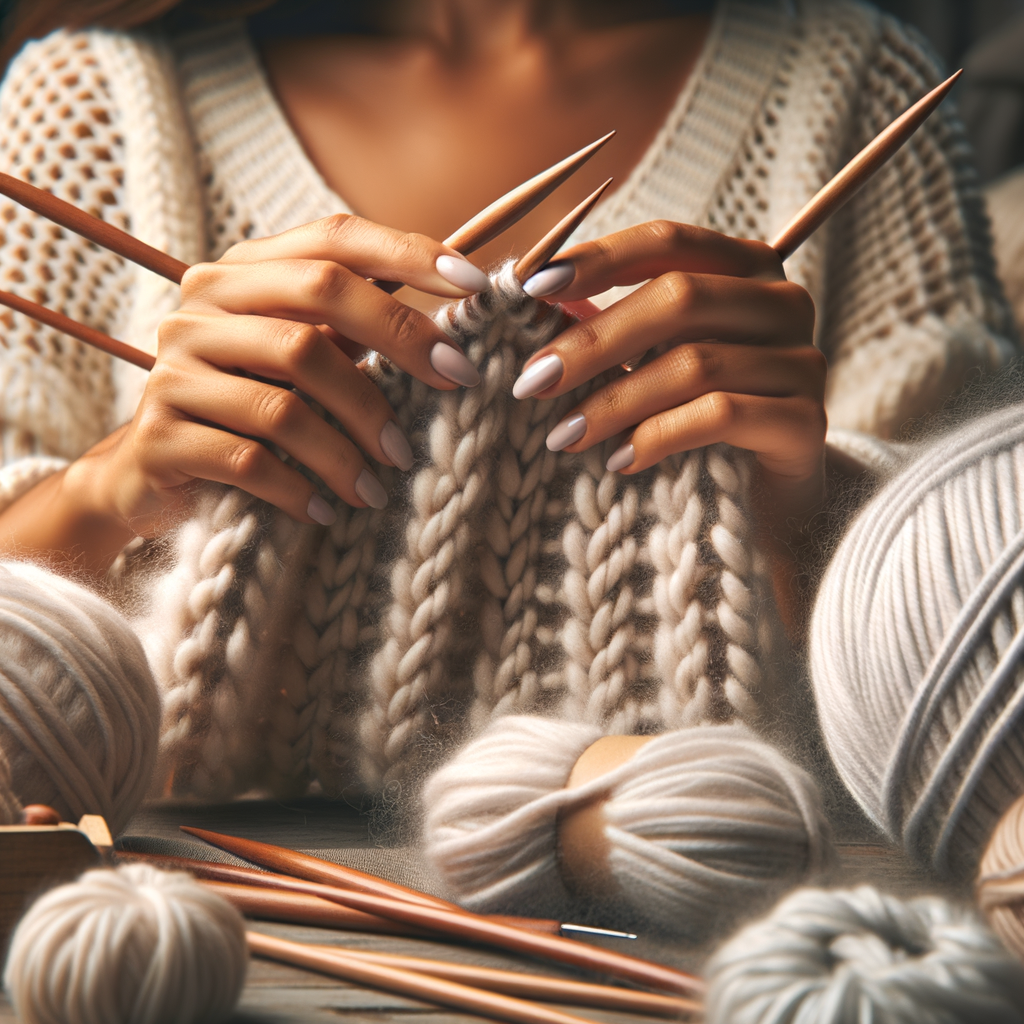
left=249, top=931, right=639, bottom=1024
left=180, top=827, right=702, bottom=997
left=174, top=829, right=633, bottom=939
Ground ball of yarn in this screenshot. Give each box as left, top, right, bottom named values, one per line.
left=810, top=403, right=1024, bottom=876
left=4, top=863, right=247, bottom=1024
left=0, top=742, right=21, bottom=824
left=977, top=794, right=1024, bottom=963
left=705, top=885, right=1024, bottom=1024
left=0, top=560, right=160, bottom=834
left=422, top=715, right=830, bottom=938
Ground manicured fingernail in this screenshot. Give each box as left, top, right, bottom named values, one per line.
left=307, top=493, right=337, bottom=525
left=513, top=354, right=563, bottom=399
left=430, top=342, right=481, bottom=387
left=523, top=261, right=576, bottom=298
left=436, top=255, right=490, bottom=293
left=380, top=420, right=413, bottom=471
left=546, top=413, right=587, bottom=452
left=606, top=443, right=635, bottom=473
left=355, top=469, right=388, bottom=509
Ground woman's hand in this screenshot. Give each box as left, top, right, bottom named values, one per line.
left=62, top=215, right=489, bottom=546
left=513, top=221, right=826, bottom=527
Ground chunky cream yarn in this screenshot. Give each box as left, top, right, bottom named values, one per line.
left=705, top=885, right=1024, bottom=1024
left=0, top=560, right=160, bottom=833
left=4, top=864, right=247, bottom=1024
left=421, top=715, right=830, bottom=938
left=811, top=403, right=1024, bottom=876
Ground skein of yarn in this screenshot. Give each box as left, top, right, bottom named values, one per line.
left=421, top=715, right=830, bottom=939
left=977, top=794, right=1024, bottom=963
left=705, top=885, right=1024, bottom=1024
left=4, top=863, right=248, bottom=1024
left=810, top=402, right=1024, bottom=876
left=0, top=560, right=160, bottom=833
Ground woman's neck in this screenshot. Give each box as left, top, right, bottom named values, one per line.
left=258, top=1, right=712, bottom=309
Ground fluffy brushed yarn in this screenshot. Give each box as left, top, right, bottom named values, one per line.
left=0, top=561, right=160, bottom=833
left=705, top=886, right=1024, bottom=1024
left=810, top=403, right=1024, bottom=877
left=3, top=864, right=247, bottom=1024
left=422, top=715, right=830, bottom=939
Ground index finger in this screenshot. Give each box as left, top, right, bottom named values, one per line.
left=527, top=221, right=785, bottom=301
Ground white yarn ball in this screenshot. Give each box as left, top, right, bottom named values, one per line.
left=810, top=403, right=1024, bottom=876
left=705, top=885, right=1024, bottom=1024
left=422, top=715, right=830, bottom=938
left=0, top=560, right=160, bottom=833
left=4, top=864, right=247, bottom=1024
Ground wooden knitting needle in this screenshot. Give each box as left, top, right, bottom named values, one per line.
left=513, top=178, right=613, bottom=284
left=769, top=69, right=962, bottom=260
left=311, top=947, right=701, bottom=1019
left=179, top=826, right=700, bottom=997
left=120, top=849, right=607, bottom=938
left=200, top=880, right=436, bottom=938
left=0, top=173, right=189, bottom=284
left=176, top=830, right=630, bottom=939
left=249, top=931, right=610, bottom=1024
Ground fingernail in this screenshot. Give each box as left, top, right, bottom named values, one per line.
left=513, top=354, right=563, bottom=399
left=546, top=413, right=587, bottom=452
left=380, top=420, right=413, bottom=471
left=355, top=469, right=389, bottom=509
left=606, top=443, right=635, bottom=473
left=430, top=342, right=481, bottom=387
left=307, top=493, right=337, bottom=525
left=523, top=261, right=576, bottom=298
left=436, top=255, right=490, bottom=293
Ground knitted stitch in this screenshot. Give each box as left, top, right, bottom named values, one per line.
left=0, top=1, right=1016, bottom=799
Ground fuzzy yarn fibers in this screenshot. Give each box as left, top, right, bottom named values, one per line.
left=705, top=886, right=1024, bottom=1024
left=0, top=560, right=160, bottom=833
left=810, top=403, right=1024, bottom=877
left=4, top=864, right=247, bottom=1024
left=421, top=715, right=830, bottom=938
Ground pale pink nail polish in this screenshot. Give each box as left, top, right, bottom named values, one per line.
left=355, top=469, right=388, bottom=509
left=380, top=420, right=413, bottom=471
left=546, top=413, right=586, bottom=452
left=430, top=342, right=481, bottom=387
left=606, top=443, right=635, bottom=473
left=307, top=493, right=337, bottom=525
left=436, top=255, right=490, bottom=293
left=523, top=261, right=576, bottom=298
left=513, top=354, right=563, bottom=399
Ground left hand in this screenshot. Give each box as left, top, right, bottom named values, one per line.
left=513, top=220, right=827, bottom=528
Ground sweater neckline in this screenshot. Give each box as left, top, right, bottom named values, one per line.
left=175, top=1, right=791, bottom=244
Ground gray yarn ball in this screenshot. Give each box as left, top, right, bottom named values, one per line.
left=811, top=404, right=1024, bottom=876
left=705, top=886, right=1024, bottom=1024
left=0, top=560, right=160, bottom=833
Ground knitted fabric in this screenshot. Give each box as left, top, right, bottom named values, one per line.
left=0, top=1, right=1016, bottom=799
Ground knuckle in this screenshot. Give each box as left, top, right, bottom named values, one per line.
left=317, top=213, right=357, bottom=249
left=646, top=219, right=684, bottom=250
left=278, top=321, right=323, bottom=368
left=703, top=390, right=736, bottom=429
left=157, top=311, right=197, bottom=351
left=779, top=281, right=816, bottom=331
left=225, top=440, right=267, bottom=481
left=381, top=300, right=426, bottom=350
left=671, top=343, right=715, bottom=388
left=656, top=270, right=694, bottom=310
left=389, top=230, right=424, bottom=267
left=257, top=388, right=305, bottom=437
left=179, top=262, right=220, bottom=302
left=301, top=260, right=350, bottom=304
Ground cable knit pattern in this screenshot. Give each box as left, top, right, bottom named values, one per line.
left=0, top=1, right=1016, bottom=799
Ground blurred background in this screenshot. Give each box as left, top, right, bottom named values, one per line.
left=885, top=0, right=1024, bottom=333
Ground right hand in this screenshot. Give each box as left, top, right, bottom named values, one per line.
left=69, top=215, right=489, bottom=537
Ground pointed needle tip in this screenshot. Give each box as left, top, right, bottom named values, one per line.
left=514, top=176, right=613, bottom=283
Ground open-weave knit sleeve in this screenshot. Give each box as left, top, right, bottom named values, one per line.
left=0, top=30, right=133, bottom=509
left=818, top=14, right=1019, bottom=439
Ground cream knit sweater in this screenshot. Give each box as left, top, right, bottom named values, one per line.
left=0, top=0, right=1015, bottom=801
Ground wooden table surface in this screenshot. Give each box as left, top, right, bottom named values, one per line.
left=0, top=795, right=970, bottom=1023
